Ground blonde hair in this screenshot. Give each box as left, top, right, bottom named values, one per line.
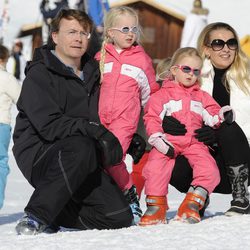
left=197, top=22, right=250, bottom=95
left=169, top=47, right=203, bottom=84
left=156, top=57, right=172, bottom=81
left=171, top=47, right=202, bottom=66
left=99, top=6, right=140, bottom=80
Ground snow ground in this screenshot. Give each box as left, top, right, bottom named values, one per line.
left=1, top=109, right=250, bottom=250
left=1, top=1, right=250, bottom=248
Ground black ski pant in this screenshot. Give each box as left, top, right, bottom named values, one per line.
left=170, top=122, right=250, bottom=194
left=25, top=136, right=133, bottom=230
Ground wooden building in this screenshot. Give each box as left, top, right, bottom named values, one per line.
left=110, top=0, right=185, bottom=65
left=17, top=22, right=43, bottom=55
left=16, top=0, right=185, bottom=64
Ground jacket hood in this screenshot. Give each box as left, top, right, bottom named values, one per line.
left=106, top=43, right=145, bottom=54
left=161, top=79, right=201, bottom=92
left=95, top=43, right=145, bottom=61
left=25, top=45, right=99, bottom=80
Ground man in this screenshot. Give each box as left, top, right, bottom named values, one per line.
left=13, top=9, right=133, bottom=235
left=6, top=39, right=27, bottom=82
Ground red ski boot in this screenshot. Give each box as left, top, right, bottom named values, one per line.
left=139, top=196, right=168, bottom=226
left=176, top=186, right=208, bottom=223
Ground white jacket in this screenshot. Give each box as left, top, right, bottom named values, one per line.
left=0, top=65, right=21, bottom=125
left=6, top=54, right=27, bottom=82
left=180, top=13, right=208, bottom=48
left=201, top=58, right=250, bottom=144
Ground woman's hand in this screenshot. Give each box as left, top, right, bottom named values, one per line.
left=162, top=116, right=187, bottom=135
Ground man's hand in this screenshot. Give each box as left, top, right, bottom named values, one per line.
left=127, top=133, right=146, bottom=164
left=194, top=126, right=217, bottom=146
left=85, top=122, right=123, bottom=167
left=162, top=116, right=187, bottom=135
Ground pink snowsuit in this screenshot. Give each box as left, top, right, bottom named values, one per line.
left=143, top=80, right=222, bottom=195
left=95, top=43, right=159, bottom=191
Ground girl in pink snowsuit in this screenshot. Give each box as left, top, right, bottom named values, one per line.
left=95, top=6, right=159, bottom=223
left=140, top=47, right=235, bottom=226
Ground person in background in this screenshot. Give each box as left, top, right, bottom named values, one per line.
left=13, top=9, right=133, bottom=235
left=87, top=0, right=109, bottom=36
left=0, top=44, right=21, bottom=209
left=180, top=0, right=209, bottom=48
left=131, top=57, right=172, bottom=198
left=164, top=22, right=250, bottom=216
left=40, top=0, right=69, bottom=43
left=6, top=39, right=27, bottom=83
left=155, top=57, right=172, bottom=85
left=140, top=47, right=234, bottom=226
left=95, top=6, right=159, bottom=224
left=87, top=0, right=109, bottom=56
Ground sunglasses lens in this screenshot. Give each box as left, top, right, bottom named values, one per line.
left=131, top=27, right=138, bottom=33
left=121, top=27, right=130, bottom=33
left=193, top=69, right=201, bottom=76
left=210, top=38, right=238, bottom=51
left=227, top=38, right=238, bottom=50
left=182, top=66, right=192, bottom=73
left=211, top=39, right=224, bottom=51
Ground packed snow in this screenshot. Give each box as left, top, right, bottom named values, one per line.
left=1, top=1, right=250, bottom=249
left=0, top=109, right=250, bottom=250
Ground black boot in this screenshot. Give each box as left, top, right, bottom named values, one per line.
left=225, top=163, right=250, bottom=216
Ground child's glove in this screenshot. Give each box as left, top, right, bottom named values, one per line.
left=219, top=106, right=235, bottom=124
left=127, top=133, right=146, bottom=164
left=148, top=132, right=174, bottom=158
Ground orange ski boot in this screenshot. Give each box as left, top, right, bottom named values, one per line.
left=139, top=196, right=168, bottom=226
left=176, top=186, right=208, bottom=224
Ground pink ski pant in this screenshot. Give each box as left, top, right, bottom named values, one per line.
left=143, top=143, right=220, bottom=195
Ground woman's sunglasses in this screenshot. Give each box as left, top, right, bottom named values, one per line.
left=175, top=65, right=201, bottom=77
left=208, top=38, right=238, bottom=51
left=111, top=26, right=139, bottom=34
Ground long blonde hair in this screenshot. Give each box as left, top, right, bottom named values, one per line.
left=99, top=6, right=140, bottom=80
left=197, top=22, right=250, bottom=95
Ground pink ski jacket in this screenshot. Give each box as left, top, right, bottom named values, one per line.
left=144, top=80, right=226, bottom=152
left=95, top=44, right=159, bottom=153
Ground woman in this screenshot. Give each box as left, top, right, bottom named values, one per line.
left=164, top=22, right=250, bottom=216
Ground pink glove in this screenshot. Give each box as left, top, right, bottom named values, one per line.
left=148, top=132, right=174, bottom=158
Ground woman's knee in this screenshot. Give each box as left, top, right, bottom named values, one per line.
left=170, top=155, right=192, bottom=193
left=218, top=122, right=250, bottom=164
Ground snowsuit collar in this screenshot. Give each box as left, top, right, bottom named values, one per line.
left=103, top=43, right=145, bottom=59
left=161, top=79, right=201, bottom=92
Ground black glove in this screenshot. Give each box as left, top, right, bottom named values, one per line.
left=162, top=116, right=187, bottom=136
left=85, top=122, right=123, bottom=167
left=194, top=125, right=217, bottom=146
left=166, top=144, right=175, bottom=158
left=223, top=110, right=234, bottom=124
left=127, top=133, right=146, bottom=164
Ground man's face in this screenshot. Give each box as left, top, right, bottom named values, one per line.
left=52, top=18, right=90, bottom=64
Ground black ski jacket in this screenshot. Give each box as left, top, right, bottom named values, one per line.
left=13, top=45, right=100, bottom=183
